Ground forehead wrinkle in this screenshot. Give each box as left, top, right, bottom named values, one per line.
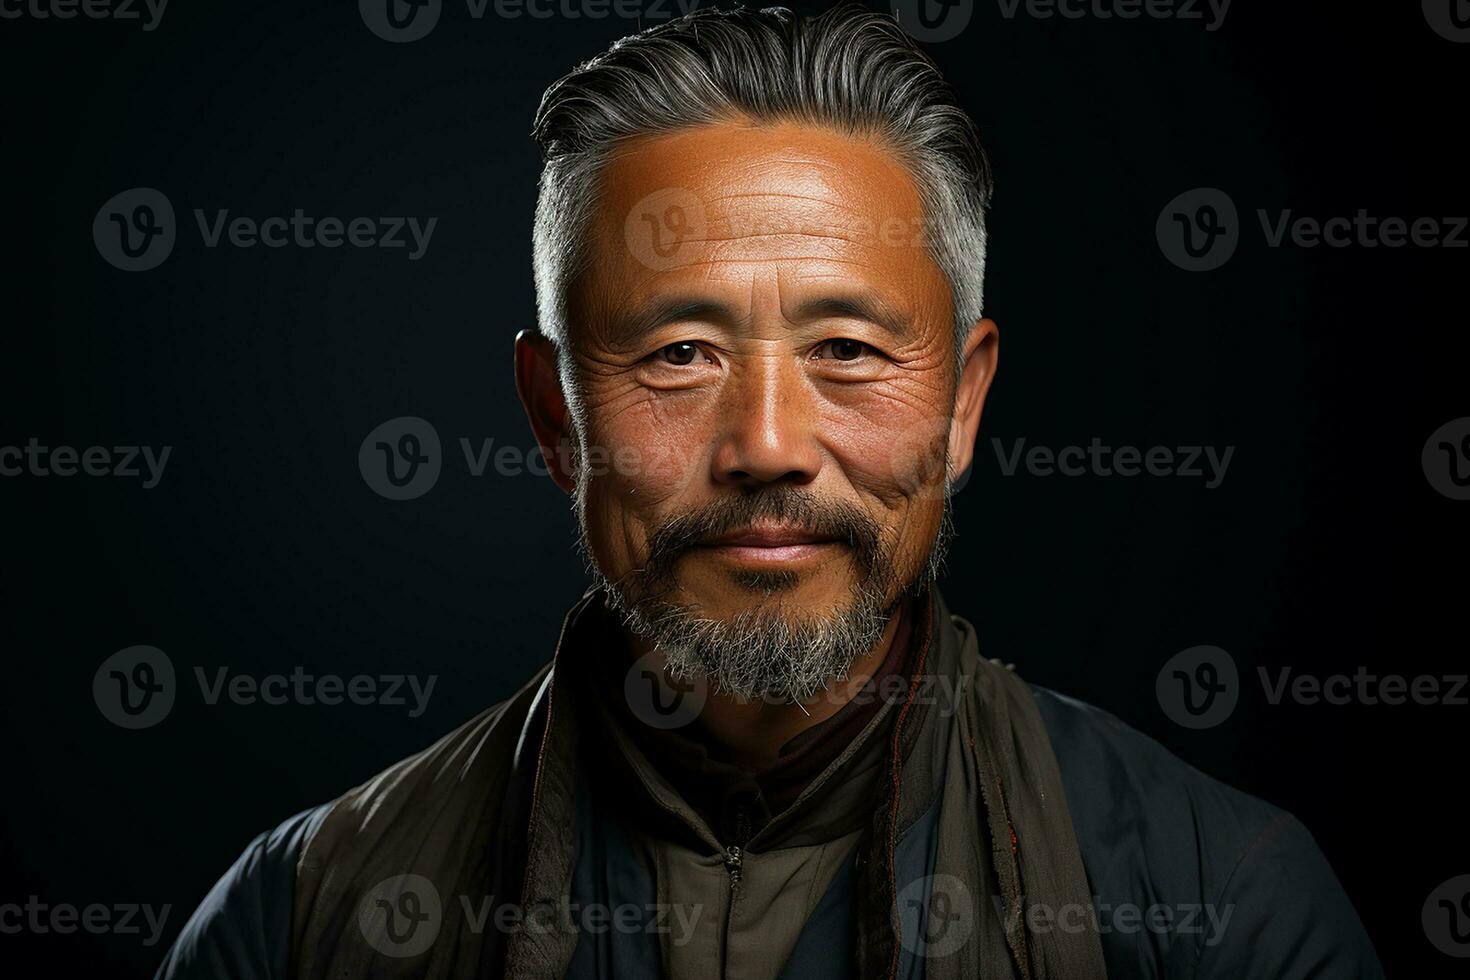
left=772, top=265, right=918, bottom=344
left=619, top=230, right=871, bottom=253
left=601, top=294, right=747, bottom=351
left=714, top=140, right=913, bottom=191
left=703, top=237, right=875, bottom=268
left=702, top=250, right=913, bottom=270
left=706, top=196, right=891, bottom=242
left=593, top=247, right=942, bottom=350
left=579, top=122, right=949, bottom=355
left=791, top=296, right=915, bottom=343
left=708, top=189, right=873, bottom=218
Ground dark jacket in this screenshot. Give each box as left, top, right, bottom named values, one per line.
left=155, top=589, right=1383, bottom=979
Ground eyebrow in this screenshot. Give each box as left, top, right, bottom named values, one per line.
left=609, top=293, right=916, bottom=347
left=789, top=295, right=915, bottom=342
left=607, top=297, right=739, bottom=349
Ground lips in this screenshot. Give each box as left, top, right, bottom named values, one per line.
left=691, top=524, right=842, bottom=568
left=702, top=524, right=837, bottom=548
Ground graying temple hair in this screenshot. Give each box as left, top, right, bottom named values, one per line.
left=529, top=3, right=992, bottom=370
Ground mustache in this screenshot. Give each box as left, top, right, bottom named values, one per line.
left=640, top=487, right=884, bottom=586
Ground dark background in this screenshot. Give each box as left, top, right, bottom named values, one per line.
left=1, top=0, right=1464, bottom=975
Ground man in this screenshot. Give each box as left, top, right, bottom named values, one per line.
left=156, top=6, right=1382, bottom=978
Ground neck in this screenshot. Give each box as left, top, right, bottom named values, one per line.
left=626, top=599, right=909, bottom=771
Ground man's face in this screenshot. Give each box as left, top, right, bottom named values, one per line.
left=520, top=119, right=996, bottom=691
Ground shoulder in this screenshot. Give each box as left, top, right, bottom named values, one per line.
left=1030, top=684, right=1284, bottom=855
left=154, top=668, right=551, bottom=980
left=153, top=805, right=329, bottom=980
left=301, top=667, right=548, bottom=871
left=1029, top=685, right=1383, bottom=979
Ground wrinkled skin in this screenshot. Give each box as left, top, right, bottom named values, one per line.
left=517, top=118, right=998, bottom=759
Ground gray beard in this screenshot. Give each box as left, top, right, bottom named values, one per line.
left=570, top=427, right=956, bottom=703
left=606, top=573, right=894, bottom=704
left=580, top=490, right=954, bottom=705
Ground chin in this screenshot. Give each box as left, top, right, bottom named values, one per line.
left=677, top=572, right=863, bottom=627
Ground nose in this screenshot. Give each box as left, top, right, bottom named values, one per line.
left=710, top=351, right=822, bottom=489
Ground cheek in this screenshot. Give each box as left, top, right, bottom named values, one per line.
left=584, top=393, right=714, bottom=498
left=576, top=393, right=714, bottom=559
left=821, top=393, right=953, bottom=507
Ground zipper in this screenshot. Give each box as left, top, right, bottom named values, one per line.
left=723, top=844, right=743, bottom=888
left=719, top=803, right=751, bottom=979
left=725, top=802, right=751, bottom=890
left=719, top=844, right=743, bottom=980
left=719, top=845, right=743, bottom=980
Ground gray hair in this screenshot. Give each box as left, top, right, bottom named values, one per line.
left=530, top=3, right=993, bottom=370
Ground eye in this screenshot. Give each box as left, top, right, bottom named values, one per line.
left=813, top=338, right=871, bottom=362
left=657, top=342, right=704, bottom=366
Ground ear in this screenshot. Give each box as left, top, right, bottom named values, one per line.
left=514, top=329, right=576, bottom=495
left=946, top=317, right=999, bottom=479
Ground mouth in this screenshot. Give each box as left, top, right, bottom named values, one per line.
left=694, top=524, right=842, bottom=566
